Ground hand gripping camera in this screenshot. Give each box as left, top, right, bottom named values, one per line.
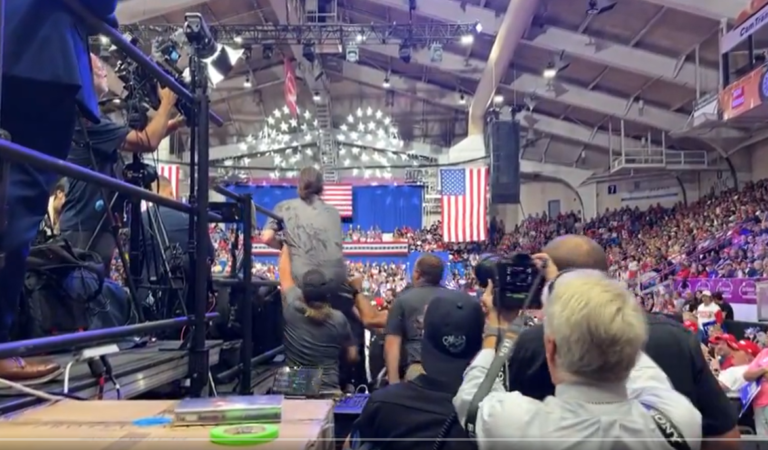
left=474, top=253, right=545, bottom=311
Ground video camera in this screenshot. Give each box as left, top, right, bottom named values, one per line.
left=109, top=34, right=193, bottom=125
left=474, top=253, right=544, bottom=311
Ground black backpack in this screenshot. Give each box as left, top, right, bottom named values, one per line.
left=16, top=239, right=106, bottom=339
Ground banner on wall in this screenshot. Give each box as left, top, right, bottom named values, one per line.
left=673, top=278, right=757, bottom=304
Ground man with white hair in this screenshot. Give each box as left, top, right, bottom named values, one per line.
left=453, top=271, right=702, bottom=448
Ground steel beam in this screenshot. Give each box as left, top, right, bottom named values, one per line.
left=636, top=0, right=748, bottom=20
left=336, top=61, right=639, bottom=152
left=364, top=0, right=719, bottom=91
left=361, top=46, right=687, bottom=132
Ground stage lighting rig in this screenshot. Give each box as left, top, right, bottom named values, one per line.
left=117, top=21, right=481, bottom=47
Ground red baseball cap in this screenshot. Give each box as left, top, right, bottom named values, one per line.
left=683, top=320, right=698, bottom=333
left=728, top=339, right=761, bottom=358
left=709, top=334, right=737, bottom=345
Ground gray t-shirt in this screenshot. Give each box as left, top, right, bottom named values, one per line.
left=282, top=295, right=354, bottom=392
left=267, top=197, right=346, bottom=287
left=384, top=283, right=453, bottom=366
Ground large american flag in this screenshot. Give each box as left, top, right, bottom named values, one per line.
left=284, top=58, right=298, bottom=117
left=440, top=168, right=488, bottom=242
left=322, top=184, right=353, bottom=218
left=157, top=163, right=181, bottom=199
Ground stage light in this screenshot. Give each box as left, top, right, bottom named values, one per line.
left=263, top=44, right=274, bottom=59
left=429, top=43, right=443, bottom=63
left=302, top=43, right=316, bottom=64
left=398, top=43, right=411, bottom=63
left=382, top=77, right=391, bottom=88
left=243, top=75, right=252, bottom=88
left=460, top=34, right=474, bottom=45
left=204, top=44, right=245, bottom=86
left=542, top=63, right=557, bottom=79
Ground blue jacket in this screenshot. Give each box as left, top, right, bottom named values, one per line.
left=4, top=0, right=118, bottom=122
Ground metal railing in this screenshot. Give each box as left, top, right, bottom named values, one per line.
left=0, top=0, right=274, bottom=398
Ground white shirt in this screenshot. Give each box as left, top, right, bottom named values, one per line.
left=696, top=302, right=720, bottom=328
left=453, top=351, right=702, bottom=450
left=719, top=365, right=749, bottom=392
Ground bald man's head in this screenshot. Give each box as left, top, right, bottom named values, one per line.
left=543, top=235, right=608, bottom=272
left=152, top=175, right=175, bottom=199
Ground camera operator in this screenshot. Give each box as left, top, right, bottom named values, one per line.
left=278, top=248, right=358, bottom=395
left=506, top=235, right=741, bottom=449
left=384, top=254, right=446, bottom=384
left=454, top=270, right=702, bottom=447
left=42, top=181, right=67, bottom=238
left=0, top=0, right=118, bottom=381
left=58, top=54, right=183, bottom=270
left=349, top=290, right=482, bottom=450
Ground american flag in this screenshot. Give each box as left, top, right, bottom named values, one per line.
left=440, top=168, right=488, bottom=243
left=157, top=163, right=180, bottom=199
left=322, top=184, right=353, bottom=218
left=284, top=58, right=298, bottom=117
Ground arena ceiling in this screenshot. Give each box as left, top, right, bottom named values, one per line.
left=114, top=0, right=749, bottom=172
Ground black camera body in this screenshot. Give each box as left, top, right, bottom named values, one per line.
left=474, top=253, right=544, bottom=311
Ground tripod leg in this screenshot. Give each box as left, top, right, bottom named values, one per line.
left=0, top=128, right=11, bottom=270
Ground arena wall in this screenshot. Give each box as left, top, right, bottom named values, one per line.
left=749, top=140, right=768, bottom=182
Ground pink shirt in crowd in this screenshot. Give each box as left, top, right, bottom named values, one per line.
left=748, top=348, right=768, bottom=408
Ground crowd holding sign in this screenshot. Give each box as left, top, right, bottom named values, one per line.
left=674, top=278, right=759, bottom=304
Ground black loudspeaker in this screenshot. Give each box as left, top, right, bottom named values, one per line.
left=488, top=120, right=521, bottom=204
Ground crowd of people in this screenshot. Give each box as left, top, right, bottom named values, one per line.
left=200, top=179, right=768, bottom=307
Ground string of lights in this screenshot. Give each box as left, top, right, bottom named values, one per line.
left=208, top=105, right=437, bottom=180
left=117, top=22, right=482, bottom=47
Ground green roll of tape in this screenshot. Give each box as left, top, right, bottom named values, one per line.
left=209, top=424, right=280, bottom=446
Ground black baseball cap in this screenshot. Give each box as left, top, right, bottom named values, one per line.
left=421, top=291, right=485, bottom=384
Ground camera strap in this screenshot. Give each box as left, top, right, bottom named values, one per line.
left=463, top=319, right=524, bottom=438
left=642, top=403, right=690, bottom=450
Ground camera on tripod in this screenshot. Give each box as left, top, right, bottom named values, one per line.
left=474, top=254, right=544, bottom=311
left=123, top=159, right=158, bottom=190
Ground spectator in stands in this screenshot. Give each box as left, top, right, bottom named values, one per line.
left=743, top=344, right=768, bottom=435
left=718, top=339, right=760, bottom=393
left=713, top=291, right=734, bottom=322
left=506, top=235, right=740, bottom=449
left=696, top=291, right=721, bottom=330
left=385, top=254, right=454, bottom=383
left=349, top=290, right=483, bottom=450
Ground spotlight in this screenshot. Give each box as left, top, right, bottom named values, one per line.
left=542, top=62, right=557, bottom=79
left=460, top=34, right=474, bottom=45
left=244, top=75, right=252, bottom=88
left=263, top=44, right=274, bottom=59
left=429, top=43, right=443, bottom=63
left=493, top=94, right=503, bottom=105
left=203, top=44, right=245, bottom=86
left=383, top=77, right=391, bottom=88
left=398, top=43, right=411, bottom=64
left=312, top=91, right=321, bottom=102
left=458, top=93, right=466, bottom=104
left=302, top=42, right=316, bottom=64
left=346, top=43, right=359, bottom=63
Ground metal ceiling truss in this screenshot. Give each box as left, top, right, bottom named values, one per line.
left=359, top=0, right=720, bottom=93
left=118, top=22, right=480, bottom=46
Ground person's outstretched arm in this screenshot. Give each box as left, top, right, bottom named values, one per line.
left=278, top=245, right=300, bottom=306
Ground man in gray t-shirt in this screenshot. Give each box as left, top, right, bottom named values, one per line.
left=262, top=167, right=346, bottom=292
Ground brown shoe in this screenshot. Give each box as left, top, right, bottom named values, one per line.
left=0, top=357, right=61, bottom=382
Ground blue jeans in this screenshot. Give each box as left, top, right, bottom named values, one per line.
left=0, top=77, right=77, bottom=343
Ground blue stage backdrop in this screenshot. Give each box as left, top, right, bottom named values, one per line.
left=225, top=184, right=423, bottom=231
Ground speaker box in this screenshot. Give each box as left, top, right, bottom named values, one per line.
left=487, top=120, right=521, bottom=204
